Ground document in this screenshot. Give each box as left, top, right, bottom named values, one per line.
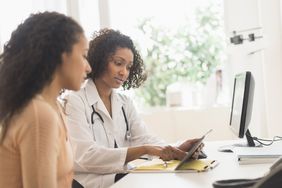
left=129, top=158, right=218, bottom=173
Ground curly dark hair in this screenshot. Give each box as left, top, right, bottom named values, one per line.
left=0, top=11, right=84, bottom=142
left=87, top=28, right=147, bottom=90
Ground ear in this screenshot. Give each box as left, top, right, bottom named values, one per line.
left=61, top=52, right=69, bottom=65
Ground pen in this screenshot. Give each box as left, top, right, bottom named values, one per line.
left=139, top=157, right=150, bottom=160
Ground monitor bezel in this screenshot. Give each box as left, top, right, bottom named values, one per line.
left=229, top=71, right=252, bottom=138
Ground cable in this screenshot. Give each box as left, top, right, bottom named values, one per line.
left=250, top=135, right=282, bottom=146
left=244, top=131, right=282, bottom=146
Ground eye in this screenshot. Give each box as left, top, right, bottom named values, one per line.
left=114, top=60, right=123, bottom=66
left=127, top=64, right=133, bottom=71
left=83, top=54, right=87, bottom=59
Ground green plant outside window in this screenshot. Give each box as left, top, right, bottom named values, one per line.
left=134, top=3, right=225, bottom=107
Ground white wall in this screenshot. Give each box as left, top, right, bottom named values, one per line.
left=141, top=107, right=236, bottom=143
left=260, top=0, right=282, bottom=136
left=224, top=0, right=282, bottom=138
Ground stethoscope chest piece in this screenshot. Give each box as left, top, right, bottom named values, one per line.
left=125, top=130, right=131, bottom=140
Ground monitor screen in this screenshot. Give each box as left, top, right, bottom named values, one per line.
left=229, top=71, right=255, bottom=146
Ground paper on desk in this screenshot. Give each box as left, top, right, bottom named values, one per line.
left=130, top=158, right=217, bottom=173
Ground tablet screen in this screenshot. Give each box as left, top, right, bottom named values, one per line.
left=175, top=129, right=212, bottom=170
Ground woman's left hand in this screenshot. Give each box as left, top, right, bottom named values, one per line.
left=177, top=138, right=205, bottom=159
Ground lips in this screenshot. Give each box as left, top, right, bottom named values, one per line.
left=115, top=77, right=123, bottom=81
left=114, top=77, right=124, bottom=84
left=81, top=76, right=87, bottom=83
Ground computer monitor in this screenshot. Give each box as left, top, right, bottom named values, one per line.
left=218, top=71, right=258, bottom=152
left=229, top=71, right=256, bottom=147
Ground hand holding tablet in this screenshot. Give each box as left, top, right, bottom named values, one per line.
left=175, top=129, right=213, bottom=170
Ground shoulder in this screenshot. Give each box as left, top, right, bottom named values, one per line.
left=63, top=89, right=87, bottom=106
left=63, top=79, right=96, bottom=104
left=18, top=97, right=57, bottom=123
left=114, top=91, right=137, bottom=112
left=62, top=90, right=89, bottom=117
left=64, top=87, right=86, bottom=100
left=30, top=97, right=59, bottom=125
left=10, top=97, right=60, bottom=143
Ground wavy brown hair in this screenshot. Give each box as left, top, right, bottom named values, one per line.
left=87, top=28, right=147, bottom=89
left=0, top=12, right=84, bottom=143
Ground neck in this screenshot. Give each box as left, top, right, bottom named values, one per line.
left=94, top=79, right=112, bottom=100
left=40, top=75, right=62, bottom=105
left=93, top=79, right=113, bottom=117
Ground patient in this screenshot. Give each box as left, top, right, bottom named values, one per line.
left=0, top=11, right=91, bottom=187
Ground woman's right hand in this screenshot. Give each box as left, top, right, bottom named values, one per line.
left=145, top=145, right=187, bottom=161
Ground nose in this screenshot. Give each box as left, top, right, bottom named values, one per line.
left=85, top=60, right=92, bottom=74
left=119, top=66, right=129, bottom=76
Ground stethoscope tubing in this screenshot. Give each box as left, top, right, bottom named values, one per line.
left=90, top=105, right=131, bottom=141
left=91, top=105, right=104, bottom=123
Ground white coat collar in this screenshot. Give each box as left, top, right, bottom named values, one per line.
left=84, top=79, right=124, bottom=119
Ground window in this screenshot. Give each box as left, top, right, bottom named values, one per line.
left=0, top=0, right=229, bottom=110
left=107, top=0, right=228, bottom=109
left=76, top=0, right=100, bottom=39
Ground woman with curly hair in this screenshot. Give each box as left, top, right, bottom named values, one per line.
left=64, top=28, right=204, bottom=188
left=0, top=12, right=91, bottom=187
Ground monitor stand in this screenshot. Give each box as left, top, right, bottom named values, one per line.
left=218, top=130, right=262, bottom=153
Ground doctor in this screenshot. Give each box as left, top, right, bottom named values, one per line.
left=64, top=28, right=203, bottom=188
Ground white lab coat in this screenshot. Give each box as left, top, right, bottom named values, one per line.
left=64, top=79, right=165, bottom=188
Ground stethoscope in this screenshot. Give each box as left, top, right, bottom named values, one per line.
left=90, top=105, right=131, bottom=142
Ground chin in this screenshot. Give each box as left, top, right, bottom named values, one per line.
left=66, top=83, right=81, bottom=91
left=113, top=84, right=122, bottom=89
left=72, top=86, right=81, bottom=91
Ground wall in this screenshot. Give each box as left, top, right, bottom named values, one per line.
left=140, top=107, right=236, bottom=143
left=260, top=0, right=282, bottom=136
left=224, top=0, right=282, bottom=138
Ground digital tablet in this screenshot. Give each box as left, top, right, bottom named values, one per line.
left=175, top=129, right=213, bottom=170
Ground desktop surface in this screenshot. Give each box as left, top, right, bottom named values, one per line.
left=110, top=140, right=272, bottom=188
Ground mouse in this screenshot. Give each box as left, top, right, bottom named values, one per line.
left=217, top=145, right=234, bottom=153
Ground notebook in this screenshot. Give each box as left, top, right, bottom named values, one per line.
left=130, top=158, right=218, bottom=173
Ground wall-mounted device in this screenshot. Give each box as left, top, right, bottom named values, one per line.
left=230, top=27, right=263, bottom=45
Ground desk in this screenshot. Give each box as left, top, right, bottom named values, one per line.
left=110, top=141, right=272, bottom=188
